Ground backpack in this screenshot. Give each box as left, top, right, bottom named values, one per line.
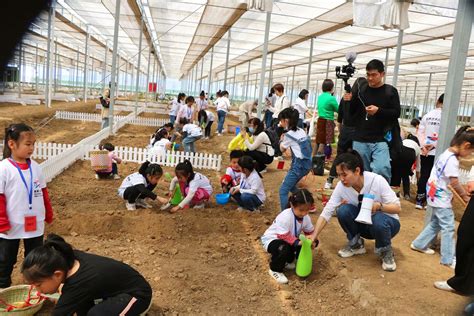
left=263, top=127, right=279, bottom=155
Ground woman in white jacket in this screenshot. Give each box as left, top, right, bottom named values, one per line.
left=242, top=118, right=274, bottom=172
left=293, top=89, right=309, bottom=129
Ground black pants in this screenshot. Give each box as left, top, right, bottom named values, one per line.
left=246, top=150, right=273, bottom=172
left=271, top=118, right=284, bottom=157
left=448, top=198, right=474, bottom=295
left=267, top=239, right=301, bottom=272
left=205, top=121, right=213, bottom=138
left=86, top=293, right=152, bottom=316
left=0, top=235, right=43, bottom=287
left=96, top=163, right=118, bottom=178
left=123, top=184, right=156, bottom=204
left=329, top=126, right=355, bottom=180
left=390, top=146, right=416, bottom=196
left=417, top=155, right=435, bottom=199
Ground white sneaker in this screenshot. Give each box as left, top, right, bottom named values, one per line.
left=323, top=181, right=332, bottom=190
left=136, top=199, right=152, bottom=209
left=338, top=243, right=366, bottom=258
left=442, top=260, right=456, bottom=269
left=285, top=261, right=296, bottom=270
left=236, top=207, right=245, bottom=212
left=126, top=203, right=137, bottom=211
left=95, top=174, right=99, bottom=180
left=113, top=174, right=120, bottom=180
left=268, top=269, right=288, bottom=284
left=434, top=281, right=454, bottom=292
left=381, top=250, right=397, bottom=272
left=410, top=243, right=435, bottom=255
left=193, top=203, right=205, bottom=209
left=218, top=133, right=223, bottom=136
left=160, top=203, right=171, bottom=211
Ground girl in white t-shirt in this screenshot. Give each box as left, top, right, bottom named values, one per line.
left=0, top=123, right=53, bottom=288
left=411, top=126, right=473, bottom=267
left=196, top=91, right=208, bottom=112
left=230, top=156, right=265, bottom=212
left=278, top=108, right=313, bottom=211
left=261, top=189, right=317, bottom=284
left=168, top=93, right=186, bottom=125
left=216, top=90, right=231, bottom=136
left=198, top=109, right=215, bottom=139
left=167, top=160, right=213, bottom=213
left=148, top=128, right=173, bottom=158
left=117, top=161, right=166, bottom=211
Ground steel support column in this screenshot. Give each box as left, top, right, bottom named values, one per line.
left=45, top=0, right=55, bottom=108
left=392, top=30, right=404, bottom=87
left=257, top=12, right=271, bottom=119
left=223, top=29, right=231, bottom=90
left=135, top=17, right=143, bottom=114
left=83, top=27, right=90, bottom=102
left=208, top=46, right=214, bottom=94
left=306, top=37, right=314, bottom=90
left=108, top=0, right=121, bottom=135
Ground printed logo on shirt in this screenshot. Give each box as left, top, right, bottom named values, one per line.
left=33, top=179, right=43, bottom=198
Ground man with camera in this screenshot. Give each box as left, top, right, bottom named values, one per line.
left=344, top=59, right=401, bottom=183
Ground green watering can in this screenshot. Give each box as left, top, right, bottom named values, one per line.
left=296, top=234, right=313, bottom=278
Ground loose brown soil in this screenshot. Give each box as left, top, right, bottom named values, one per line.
left=6, top=106, right=470, bottom=315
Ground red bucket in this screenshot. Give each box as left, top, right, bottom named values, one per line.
left=277, top=161, right=285, bottom=169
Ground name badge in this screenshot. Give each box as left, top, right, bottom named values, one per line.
left=24, top=216, right=37, bottom=232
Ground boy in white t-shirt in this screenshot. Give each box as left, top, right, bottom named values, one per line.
left=179, top=118, right=203, bottom=153
left=220, top=150, right=243, bottom=193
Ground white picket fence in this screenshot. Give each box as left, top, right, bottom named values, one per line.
left=55, top=111, right=167, bottom=127
left=83, top=146, right=222, bottom=171
left=33, top=142, right=73, bottom=159
left=40, top=110, right=142, bottom=182
left=95, top=104, right=168, bottom=114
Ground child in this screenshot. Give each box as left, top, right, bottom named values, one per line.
left=230, top=156, right=265, bottom=212
left=166, top=160, right=213, bottom=213
left=117, top=161, right=164, bottom=211
left=261, top=189, right=317, bottom=284
left=196, top=90, right=208, bottom=112
left=176, top=96, right=196, bottom=125
left=95, top=142, right=122, bottom=180
left=0, top=123, right=53, bottom=288
left=278, top=108, right=313, bottom=211
left=149, top=123, right=174, bottom=147
left=180, top=118, right=203, bottom=153
left=220, top=150, right=244, bottom=193
left=198, top=109, right=215, bottom=139
left=216, top=90, right=230, bottom=136
left=148, top=128, right=172, bottom=158
left=411, top=126, right=473, bottom=268
left=168, top=92, right=186, bottom=125
left=390, top=132, right=420, bottom=200
left=22, top=234, right=152, bottom=315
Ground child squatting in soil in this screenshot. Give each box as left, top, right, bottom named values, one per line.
left=22, top=234, right=152, bottom=315
left=411, top=126, right=473, bottom=268
left=0, top=123, right=54, bottom=289
left=164, top=160, right=213, bottom=213
left=229, top=155, right=266, bottom=212
left=261, top=189, right=317, bottom=284
left=220, top=150, right=244, bottom=193
left=117, top=161, right=167, bottom=211
left=95, top=142, right=122, bottom=180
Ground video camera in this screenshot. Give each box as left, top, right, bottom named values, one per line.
left=335, top=52, right=357, bottom=92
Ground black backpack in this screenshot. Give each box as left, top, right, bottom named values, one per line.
left=263, top=127, right=279, bottom=155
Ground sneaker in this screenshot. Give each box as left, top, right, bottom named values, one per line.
left=381, top=250, right=397, bottom=271
left=193, top=203, right=205, bottom=209
left=434, top=281, right=454, bottom=292
left=136, top=199, right=152, bottom=209
left=113, top=174, right=120, bottom=180
left=403, top=194, right=410, bottom=201
left=218, top=133, right=223, bottom=137
left=236, top=207, right=245, bottom=212
left=338, top=241, right=366, bottom=258
left=285, top=261, right=296, bottom=270
left=160, top=203, right=171, bottom=211
left=323, top=181, right=332, bottom=190
left=442, top=260, right=456, bottom=269
left=268, top=269, right=288, bottom=284
left=95, top=174, right=99, bottom=180
left=126, top=202, right=137, bottom=211
left=410, top=243, right=435, bottom=255
left=415, top=200, right=424, bottom=209
left=276, top=156, right=284, bottom=161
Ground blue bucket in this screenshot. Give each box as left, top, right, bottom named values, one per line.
left=235, top=126, right=241, bottom=135
left=216, top=193, right=231, bottom=205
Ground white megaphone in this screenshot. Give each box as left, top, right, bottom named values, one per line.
left=355, top=194, right=375, bottom=225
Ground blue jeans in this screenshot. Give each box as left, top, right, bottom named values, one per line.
left=353, top=141, right=391, bottom=183
left=182, top=135, right=202, bottom=153
left=232, top=192, right=262, bottom=211
left=169, top=115, right=176, bottom=125
left=337, top=204, right=400, bottom=254
left=264, top=110, right=273, bottom=129
left=101, top=118, right=109, bottom=129
left=217, top=110, right=226, bottom=133
left=297, top=119, right=304, bottom=128
left=279, top=157, right=312, bottom=211
left=412, top=206, right=455, bottom=265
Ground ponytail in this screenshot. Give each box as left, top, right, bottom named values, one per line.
left=278, top=108, right=299, bottom=131
left=450, top=125, right=474, bottom=147
left=238, top=155, right=262, bottom=178
left=22, top=234, right=75, bottom=282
